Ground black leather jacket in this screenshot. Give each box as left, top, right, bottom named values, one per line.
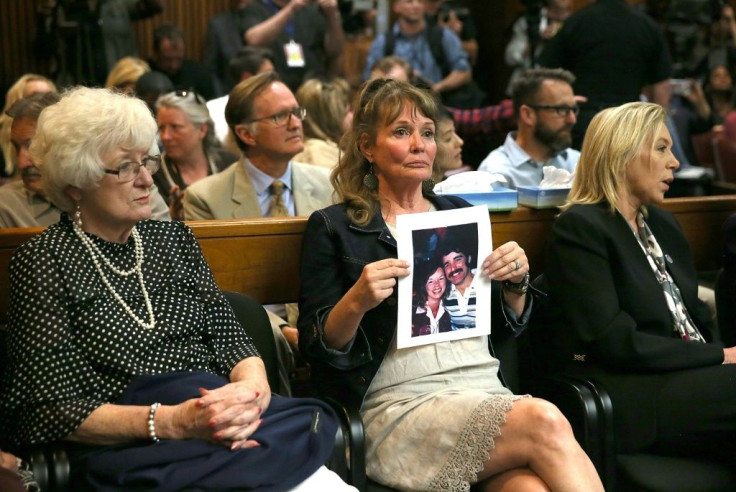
left=297, top=194, right=531, bottom=409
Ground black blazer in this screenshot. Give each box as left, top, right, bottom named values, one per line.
left=298, top=195, right=528, bottom=409
left=537, top=202, right=724, bottom=450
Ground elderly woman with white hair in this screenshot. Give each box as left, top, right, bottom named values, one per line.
left=155, top=90, right=236, bottom=219
left=0, top=87, right=353, bottom=491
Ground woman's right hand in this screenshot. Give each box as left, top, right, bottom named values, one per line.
left=347, top=258, right=410, bottom=313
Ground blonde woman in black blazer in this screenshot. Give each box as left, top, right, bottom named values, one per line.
left=540, top=101, right=736, bottom=463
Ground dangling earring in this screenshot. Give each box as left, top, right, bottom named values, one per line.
left=363, top=163, right=378, bottom=191
left=422, top=177, right=436, bottom=194
left=73, top=202, right=83, bottom=227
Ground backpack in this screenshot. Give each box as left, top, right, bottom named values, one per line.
left=384, top=25, right=451, bottom=77
left=383, top=25, right=485, bottom=109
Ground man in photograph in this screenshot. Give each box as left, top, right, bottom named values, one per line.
left=439, top=240, right=477, bottom=330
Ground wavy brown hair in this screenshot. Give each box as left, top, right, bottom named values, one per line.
left=331, top=78, right=440, bottom=226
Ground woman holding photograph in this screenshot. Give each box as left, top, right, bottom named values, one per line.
left=411, top=260, right=451, bottom=337
left=298, top=79, right=603, bottom=491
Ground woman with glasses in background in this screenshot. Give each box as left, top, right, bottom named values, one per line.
left=0, top=86, right=352, bottom=491
left=155, top=90, right=236, bottom=220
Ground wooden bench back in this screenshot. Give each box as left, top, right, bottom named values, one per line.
left=2, top=197, right=735, bottom=325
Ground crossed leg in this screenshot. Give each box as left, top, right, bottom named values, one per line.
left=477, top=398, right=603, bottom=492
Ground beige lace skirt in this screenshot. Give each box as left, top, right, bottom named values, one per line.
left=360, top=335, right=528, bottom=491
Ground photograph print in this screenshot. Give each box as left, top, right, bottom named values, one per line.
left=396, top=206, right=492, bottom=349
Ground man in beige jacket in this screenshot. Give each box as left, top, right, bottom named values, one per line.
left=184, top=71, right=332, bottom=395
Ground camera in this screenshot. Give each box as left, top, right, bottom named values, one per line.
left=670, top=78, right=692, bottom=96
left=439, top=2, right=470, bottom=23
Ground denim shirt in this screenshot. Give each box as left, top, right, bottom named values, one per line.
left=297, top=194, right=531, bottom=409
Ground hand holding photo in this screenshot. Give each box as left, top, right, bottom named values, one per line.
left=396, top=206, right=492, bottom=349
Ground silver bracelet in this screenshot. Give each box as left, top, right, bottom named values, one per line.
left=148, top=402, right=161, bottom=443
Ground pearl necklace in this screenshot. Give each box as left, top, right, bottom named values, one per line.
left=73, top=222, right=157, bottom=329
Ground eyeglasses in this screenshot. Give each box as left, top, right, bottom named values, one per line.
left=172, top=89, right=206, bottom=106
left=245, top=107, right=307, bottom=127
left=104, top=155, right=162, bottom=182
left=528, top=104, right=580, bottom=117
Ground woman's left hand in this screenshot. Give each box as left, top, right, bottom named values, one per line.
left=481, top=241, right=529, bottom=283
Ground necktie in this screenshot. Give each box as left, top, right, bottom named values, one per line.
left=269, top=180, right=289, bottom=217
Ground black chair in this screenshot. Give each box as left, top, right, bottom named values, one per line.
left=15, top=291, right=353, bottom=491
left=528, top=275, right=736, bottom=492
left=715, top=268, right=736, bottom=348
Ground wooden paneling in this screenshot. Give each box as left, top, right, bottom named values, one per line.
left=1, top=0, right=231, bottom=92
left=1, top=0, right=655, bottom=100
left=0, top=0, right=48, bottom=91
left=132, top=0, right=231, bottom=62
left=3, top=196, right=736, bottom=325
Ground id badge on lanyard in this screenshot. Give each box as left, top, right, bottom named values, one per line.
left=285, top=39, right=305, bottom=67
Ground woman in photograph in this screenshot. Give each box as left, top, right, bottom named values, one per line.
left=411, top=260, right=451, bottom=337
left=298, top=78, right=603, bottom=491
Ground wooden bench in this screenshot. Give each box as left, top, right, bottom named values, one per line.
left=2, top=196, right=736, bottom=325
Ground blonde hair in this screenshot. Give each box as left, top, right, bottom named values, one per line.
left=105, top=57, right=151, bottom=92
left=1, top=74, right=57, bottom=175
left=296, top=78, right=352, bottom=144
left=566, top=101, right=666, bottom=213
left=332, top=78, right=440, bottom=226
left=30, top=87, right=157, bottom=213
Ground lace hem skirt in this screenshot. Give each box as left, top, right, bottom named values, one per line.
left=363, top=391, right=528, bottom=492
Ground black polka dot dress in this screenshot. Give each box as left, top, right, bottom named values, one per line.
left=1, top=214, right=259, bottom=447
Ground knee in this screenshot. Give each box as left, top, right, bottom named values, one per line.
left=519, top=398, right=575, bottom=451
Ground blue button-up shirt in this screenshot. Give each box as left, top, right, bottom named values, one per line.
left=243, top=158, right=296, bottom=216
left=362, top=23, right=471, bottom=83
left=477, top=131, right=580, bottom=189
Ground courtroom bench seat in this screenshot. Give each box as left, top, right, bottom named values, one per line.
left=2, top=197, right=736, bottom=326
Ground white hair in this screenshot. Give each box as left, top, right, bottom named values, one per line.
left=30, top=86, right=157, bottom=212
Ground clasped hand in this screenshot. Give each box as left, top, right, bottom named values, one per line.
left=173, top=379, right=271, bottom=450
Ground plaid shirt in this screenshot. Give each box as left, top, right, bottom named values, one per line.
left=447, top=99, right=516, bottom=140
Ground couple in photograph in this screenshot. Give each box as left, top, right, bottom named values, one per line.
left=411, top=238, right=478, bottom=337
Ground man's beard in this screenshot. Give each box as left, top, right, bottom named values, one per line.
left=534, top=121, right=573, bottom=155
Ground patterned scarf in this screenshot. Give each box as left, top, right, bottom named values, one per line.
left=635, top=211, right=706, bottom=343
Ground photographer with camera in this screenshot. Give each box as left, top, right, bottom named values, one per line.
left=424, top=0, right=478, bottom=65
left=362, top=0, right=484, bottom=109
left=504, top=0, right=570, bottom=95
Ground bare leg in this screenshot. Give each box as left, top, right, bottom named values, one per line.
left=477, top=398, right=603, bottom=492
left=482, top=468, right=550, bottom=492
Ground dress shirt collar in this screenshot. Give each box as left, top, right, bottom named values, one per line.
left=243, top=158, right=293, bottom=195
left=503, top=131, right=569, bottom=169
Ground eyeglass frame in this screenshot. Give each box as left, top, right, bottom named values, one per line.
left=243, top=106, right=307, bottom=127
left=104, top=155, right=162, bottom=182
left=527, top=104, right=580, bottom=117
